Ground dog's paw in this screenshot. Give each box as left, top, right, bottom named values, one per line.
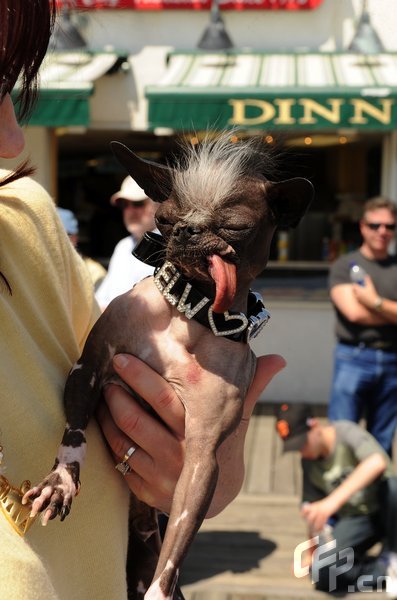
left=22, top=467, right=79, bottom=526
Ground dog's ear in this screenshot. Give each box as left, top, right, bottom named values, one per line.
left=110, top=141, right=173, bottom=203
left=264, top=177, right=314, bottom=228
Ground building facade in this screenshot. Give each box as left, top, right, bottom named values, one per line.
left=3, top=0, right=397, bottom=401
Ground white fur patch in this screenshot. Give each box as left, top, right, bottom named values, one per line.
left=145, top=563, right=178, bottom=600
left=70, top=362, right=83, bottom=374
left=51, top=464, right=76, bottom=497
left=191, top=463, right=199, bottom=483
left=57, top=442, right=86, bottom=465
left=145, top=578, right=171, bottom=600
left=136, top=580, right=146, bottom=595
left=138, top=346, right=153, bottom=362
left=174, top=509, right=188, bottom=526
left=107, top=344, right=116, bottom=358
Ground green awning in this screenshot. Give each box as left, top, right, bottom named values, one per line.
left=146, top=51, right=397, bottom=131
left=19, top=51, right=119, bottom=127
left=27, top=84, right=92, bottom=127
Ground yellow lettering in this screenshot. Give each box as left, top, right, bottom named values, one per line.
left=274, top=99, right=296, bottom=125
left=349, top=98, right=393, bottom=125
left=228, top=99, right=276, bottom=126
left=299, top=98, right=343, bottom=124
left=228, top=97, right=394, bottom=128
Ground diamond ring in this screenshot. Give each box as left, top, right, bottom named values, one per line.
left=115, top=445, right=136, bottom=476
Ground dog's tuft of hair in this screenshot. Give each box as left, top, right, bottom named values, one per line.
left=171, top=132, right=278, bottom=211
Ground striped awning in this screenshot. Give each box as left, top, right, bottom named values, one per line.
left=146, top=52, right=397, bottom=131
left=23, top=51, right=120, bottom=127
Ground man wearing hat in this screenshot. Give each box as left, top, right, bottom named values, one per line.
left=96, top=177, right=158, bottom=310
left=275, top=403, right=397, bottom=596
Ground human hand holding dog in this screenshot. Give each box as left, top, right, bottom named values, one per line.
left=97, top=353, right=285, bottom=516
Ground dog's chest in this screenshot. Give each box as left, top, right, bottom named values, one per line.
left=106, top=277, right=254, bottom=408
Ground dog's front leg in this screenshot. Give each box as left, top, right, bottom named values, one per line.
left=22, top=360, right=102, bottom=524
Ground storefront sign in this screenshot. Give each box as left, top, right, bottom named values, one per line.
left=59, top=0, right=323, bottom=10
left=147, top=93, right=397, bottom=131
left=147, top=52, right=397, bottom=131
left=228, top=97, right=395, bottom=128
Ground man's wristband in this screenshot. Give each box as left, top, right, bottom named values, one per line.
left=373, top=296, right=384, bottom=311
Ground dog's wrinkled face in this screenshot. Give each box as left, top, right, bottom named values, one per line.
left=111, top=136, right=314, bottom=313
left=155, top=177, right=277, bottom=312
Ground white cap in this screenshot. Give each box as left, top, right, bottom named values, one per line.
left=110, top=176, right=148, bottom=206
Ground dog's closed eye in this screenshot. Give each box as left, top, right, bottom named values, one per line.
left=155, top=216, right=176, bottom=231
left=221, top=223, right=255, bottom=231
left=219, top=224, right=256, bottom=241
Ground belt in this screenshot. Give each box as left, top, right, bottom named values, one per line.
left=339, top=339, right=397, bottom=352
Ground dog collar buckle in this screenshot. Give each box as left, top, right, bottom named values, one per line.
left=246, top=292, right=271, bottom=341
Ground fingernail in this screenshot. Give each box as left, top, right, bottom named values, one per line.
left=114, top=354, right=129, bottom=369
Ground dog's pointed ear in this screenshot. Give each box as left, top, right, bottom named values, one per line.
left=265, top=177, right=314, bottom=228
left=110, top=141, right=173, bottom=203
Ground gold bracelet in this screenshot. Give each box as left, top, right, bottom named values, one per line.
left=374, top=296, right=384, bottom=311
left=0, top=444, right=37, bottom=536
left=0, top=475, right=37, bottom=536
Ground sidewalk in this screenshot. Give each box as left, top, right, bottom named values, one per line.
left=180, top=404, right=392, bottom=599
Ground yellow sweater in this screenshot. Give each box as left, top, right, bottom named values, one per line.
left=0, top=173, right=129, bottom=600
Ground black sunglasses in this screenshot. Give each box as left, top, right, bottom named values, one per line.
left=365, top=222, right=396, bottom=232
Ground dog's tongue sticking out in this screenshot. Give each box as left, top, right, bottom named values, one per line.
left=208, top=255, right=237, bottom=313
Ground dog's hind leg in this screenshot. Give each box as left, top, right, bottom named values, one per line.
left=144, top=438, right=220, bottom=600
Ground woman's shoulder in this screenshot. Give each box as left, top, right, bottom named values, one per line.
left=0, top=171, right=58, bottom=232
left=0, top=170, right=52, bottom=201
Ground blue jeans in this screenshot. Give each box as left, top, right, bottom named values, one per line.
left=328, top=343, right=397, bottom=456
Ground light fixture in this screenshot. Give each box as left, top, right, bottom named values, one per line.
left=348, top=0, right=384, bottom=54
left=50, top=9, right=87, bottom=51
left=197, top=0, right=234, bottom=51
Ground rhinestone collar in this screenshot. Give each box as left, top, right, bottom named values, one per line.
left=152, top=259, right=270, bottom=343
left=133, top=232, right=270, bottom=342
left=133, top=233, right=270, bottom=342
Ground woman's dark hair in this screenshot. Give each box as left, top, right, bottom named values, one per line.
left=0, top=0, right=57, bottom=291
left=0, top=0, right=57, bottom=120
left=0, top=0, right=57, bottom=187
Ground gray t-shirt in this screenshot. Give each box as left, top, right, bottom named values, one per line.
left=302, top=421, right=394, bottom=517
left=328, top=250, right=397, bottom=344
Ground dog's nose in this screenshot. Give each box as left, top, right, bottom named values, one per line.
left=173, top=224, right=202, bottom=242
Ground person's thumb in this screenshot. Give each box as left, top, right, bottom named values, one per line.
left=243, top=354, right=286, bottom=420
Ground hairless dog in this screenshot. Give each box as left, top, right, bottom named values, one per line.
left=24, top=134, right=313, bottom=599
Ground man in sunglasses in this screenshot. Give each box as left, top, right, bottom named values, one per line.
left=96, top=176, right=158, bottom=310
left=328, top=197, right=397, bottom=457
